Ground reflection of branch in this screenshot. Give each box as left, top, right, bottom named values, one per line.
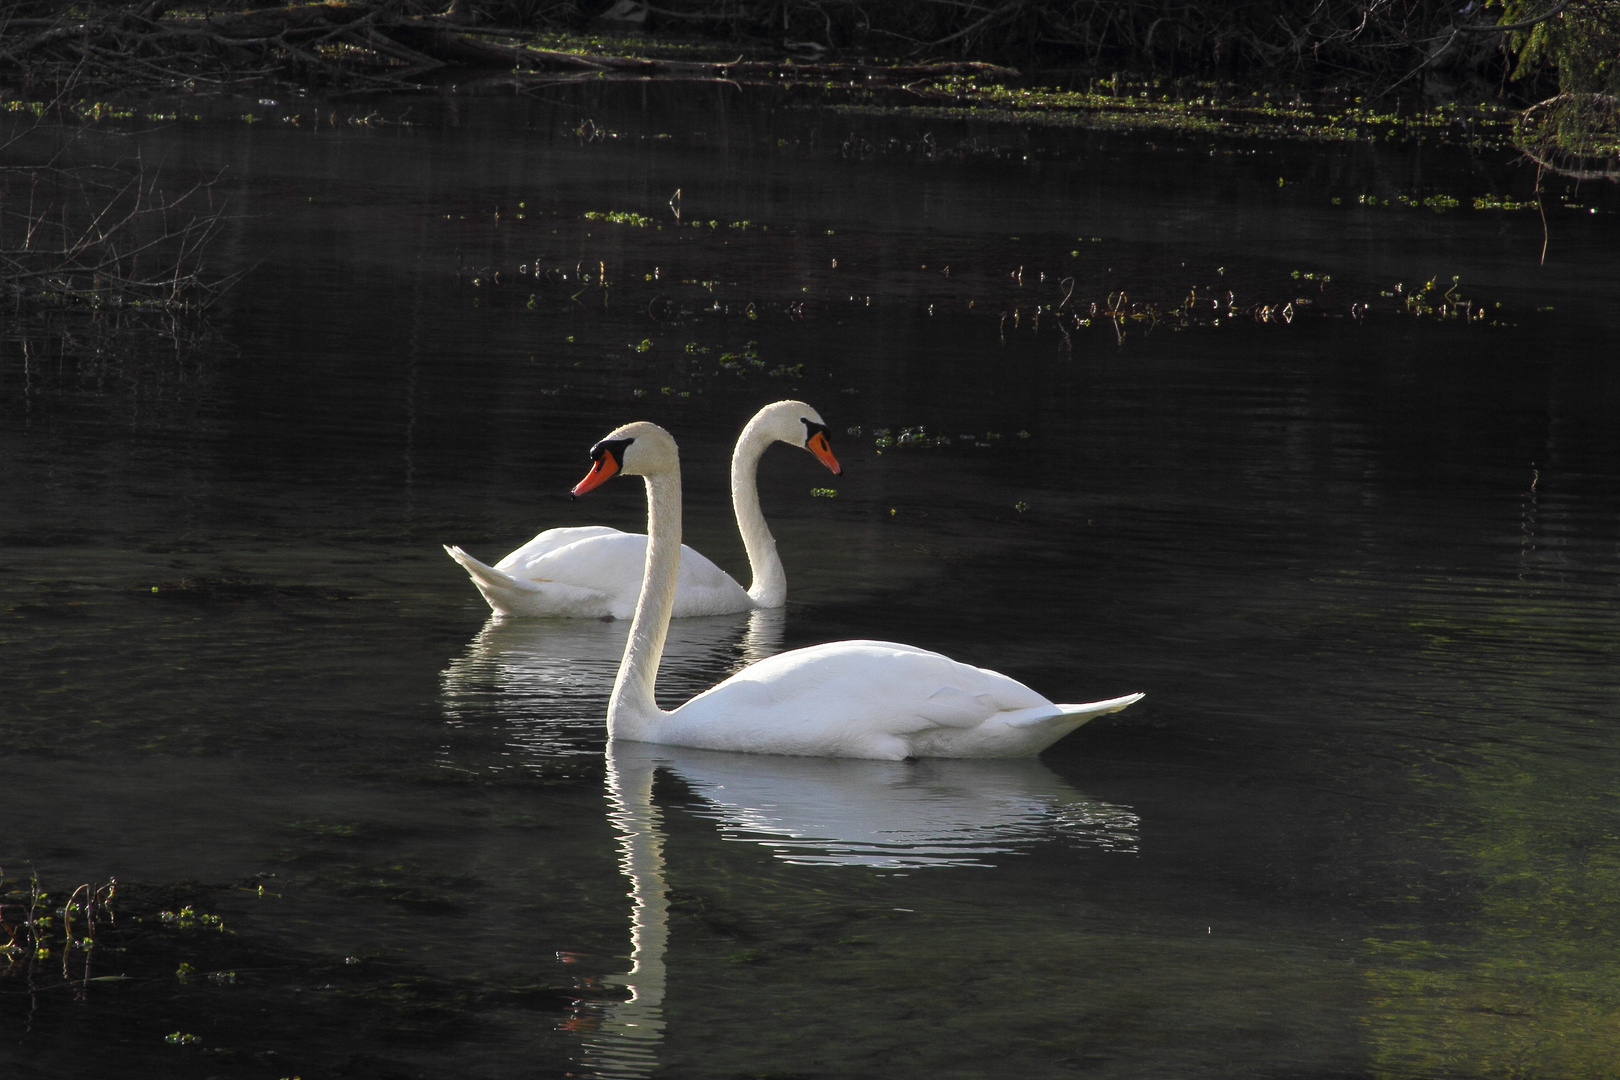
left=2, top=130, right=236, bottom=311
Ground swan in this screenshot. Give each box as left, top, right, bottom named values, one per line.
left=444, top=400, right=841, bottom=618
left=572, top=420, right=1144, bottom=759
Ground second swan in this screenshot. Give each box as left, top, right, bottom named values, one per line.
left=445, top=400, right=841, bottom=618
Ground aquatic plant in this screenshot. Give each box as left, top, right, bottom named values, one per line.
left=836, top=81, right=1522, bottom=150
left=584, top=210, right=654, bottom=227
left=2, top=868, right=622, bottom=1074
left=1397, top=193, right=1464, bottom=212
left=1473, top=193, right=1540, bottom=210
left=0, top=867, right=116, bottom=981
left=1396, top=276, right=1485, bottom=321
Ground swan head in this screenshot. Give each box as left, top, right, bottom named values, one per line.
left=751, top=400, right=842, bottom=476
left=572, top=421, right=677, bottom=495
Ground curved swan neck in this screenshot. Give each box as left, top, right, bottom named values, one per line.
left=609, top=468, right=681, bottom=741
left=732, top=417, right=786, bottom=607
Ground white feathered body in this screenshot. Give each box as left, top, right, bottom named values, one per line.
left=446, top=400, right=841, bottom=618
left=638, top=640, right=1144, bottom=760
left=445, top=526, right=751, bottom=619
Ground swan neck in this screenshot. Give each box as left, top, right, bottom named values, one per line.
left=609, top=469, right=680, bottom=740
left=733, top=420, right=785, bottom=608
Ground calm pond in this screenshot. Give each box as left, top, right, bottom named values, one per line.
left=3, top=81, right=1619, bottom=1079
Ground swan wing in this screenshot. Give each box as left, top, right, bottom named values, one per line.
left=661, top=641, right=1070, bottom=758
left=493, top=526, right=625, bottom=575
left=918, top=686, right=1002, bottom=728
left=500, top=532, right=752, bottom=619
left=669, top=546, right=755, bottom=616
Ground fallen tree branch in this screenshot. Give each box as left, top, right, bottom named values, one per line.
left=1454, top=0, right=1573, bottom=34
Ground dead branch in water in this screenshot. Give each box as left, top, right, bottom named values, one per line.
left=2, top=96, right=238, bottom=312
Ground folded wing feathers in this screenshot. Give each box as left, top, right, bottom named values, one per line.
left=918, top=686, right=1002, bottom=728
left=493, top=526, right=624, bottom=575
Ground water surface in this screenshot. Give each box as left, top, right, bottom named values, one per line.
left=3, top=82, right=1618, bottom=1079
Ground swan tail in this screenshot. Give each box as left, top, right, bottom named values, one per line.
left=1053, top=692, right=1145, bottom=718
left=445, top=544, right=543, bottom=593
left=444, top=543, right=549, bottom=615
left=444, top=544, right=616, bottom=617
left=1005, top=692, right=1145, bottom=729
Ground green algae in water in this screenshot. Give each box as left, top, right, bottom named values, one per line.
left=1, top=874, right=610, bottom=1075
left=834, top=79, right=1519, bottom=149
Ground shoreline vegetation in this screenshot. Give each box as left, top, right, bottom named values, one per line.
left=0, top=1, right=1614, bottom=169
left=0, top=1, right=1613, bottom=106
left=1, top=1, right=1613, bottom=333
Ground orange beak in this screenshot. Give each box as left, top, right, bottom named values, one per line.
left=572, top=453, right=620, bottom=496
left=808, top=431, right=842, bottom=476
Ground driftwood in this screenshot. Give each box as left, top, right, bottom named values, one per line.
left=388, top=25, right=1022, bottom=82
left=0, top=2, right=1019, bottom=92
left=3, top=0, right=1604, bottom=100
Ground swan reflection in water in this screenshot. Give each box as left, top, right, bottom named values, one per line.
left=579, top=743, right=1138, bottom=1078
left=645, top=742, right=1139, bottom=866
left=438, top=613, right=1139, bottom=1079
left=439, top=607, right=785, bottom=756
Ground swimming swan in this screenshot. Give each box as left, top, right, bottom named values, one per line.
left=573, top=420, right=1144, bottom=759
left=444, top=401, right=841, bottom=618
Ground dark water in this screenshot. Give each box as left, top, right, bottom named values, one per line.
left=3, top=83, right=1619, bottom=1078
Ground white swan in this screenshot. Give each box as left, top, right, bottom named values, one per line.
left=572, top=421, right=1144, bottom=759
left=444, top=401, right=841, bottom=618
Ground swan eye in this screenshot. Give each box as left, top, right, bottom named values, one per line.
left=800, top=418, right=828, bottom=447
left=589, top=437, right=634, bottom=464
left=575, top=437, right=635, bottom=496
